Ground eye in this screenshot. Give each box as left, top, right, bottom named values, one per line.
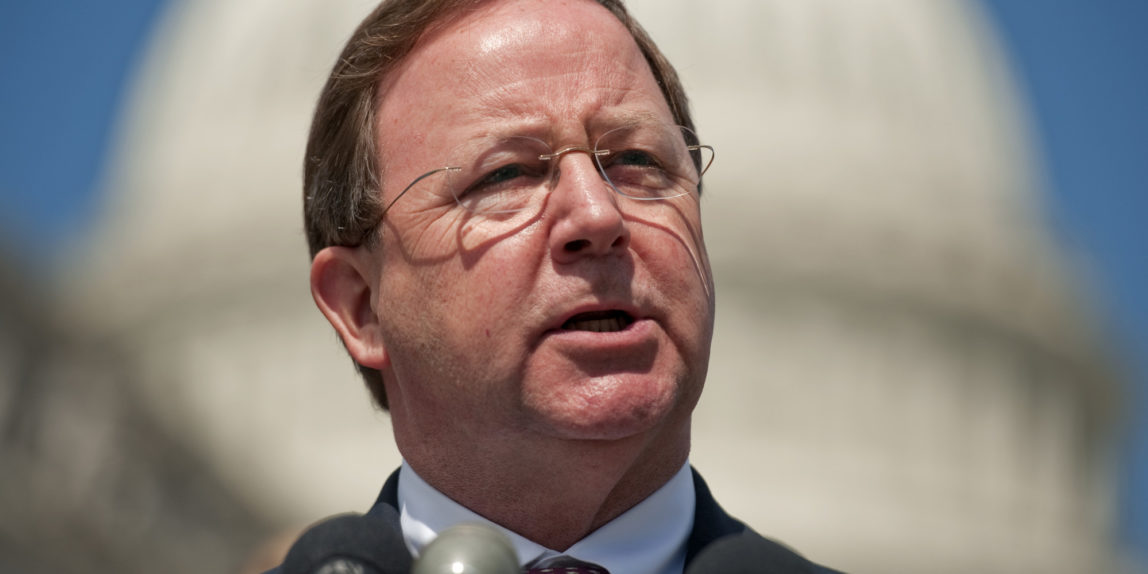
left=599, top=147, right=680, bottom=199
left=475, top=164, right=527, bottom=188
left=460, top=162, right=539, bottom=196
left=608, top=149, right=661, bottom=168
left=454, top=158, right=548, bottom=210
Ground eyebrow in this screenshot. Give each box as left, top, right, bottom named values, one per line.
left=463, top=108, right=672, bottom=148
left=458, top=115, right=550, bottom=144
left=588, top=109, right=667, bottom=132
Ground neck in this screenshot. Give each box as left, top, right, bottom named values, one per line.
left=401, top=422, right=691, bottom=551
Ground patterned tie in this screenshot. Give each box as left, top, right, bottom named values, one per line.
left=523, top=556, right=610, bottom=574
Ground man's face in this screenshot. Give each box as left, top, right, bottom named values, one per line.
left=366, top=0, right=714, bottom=456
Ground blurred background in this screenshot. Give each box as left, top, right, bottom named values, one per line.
left=0, top=0, right=1144, bottom=573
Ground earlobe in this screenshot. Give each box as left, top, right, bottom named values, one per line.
left=310, top=247, right=389, bottom=370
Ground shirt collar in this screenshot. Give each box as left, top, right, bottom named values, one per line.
left=397, top=461, right=696, bottom=574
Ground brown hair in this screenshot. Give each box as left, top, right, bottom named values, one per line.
left=304, top=0, right=695, bottom=409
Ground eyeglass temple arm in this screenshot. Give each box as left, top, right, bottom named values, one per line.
left=379, top=166, right=461, bottom=219
left=689, top=144, right=715, bottom=177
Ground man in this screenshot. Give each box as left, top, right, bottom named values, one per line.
left=275, top=0, right=841, bottom=572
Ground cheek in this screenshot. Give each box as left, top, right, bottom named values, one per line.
left=635, top=207, right=712, bottom=303
left=377, top=256, right=525, bottom=410
left=631, top=213, right=715, bottom=371
left=382, top=224, right=543, bottom=346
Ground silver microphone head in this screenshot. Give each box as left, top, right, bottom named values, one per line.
left=412, top=523, right=520, bottom=574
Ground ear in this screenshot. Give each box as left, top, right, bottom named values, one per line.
left=310, top=246, right=389, bottom=370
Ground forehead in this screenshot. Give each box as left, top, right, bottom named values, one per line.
left=375, top=0, right=672, bottom=172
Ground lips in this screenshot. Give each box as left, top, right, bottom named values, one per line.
left=560, top=310, right=635, bottom=332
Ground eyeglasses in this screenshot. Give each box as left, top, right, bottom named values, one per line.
left=372, top=121, right=714, bottom=228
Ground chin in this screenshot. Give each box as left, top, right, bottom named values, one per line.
left=525, top=371, right=693, bottom=442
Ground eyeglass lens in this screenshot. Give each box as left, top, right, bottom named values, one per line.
left=439, top=122, right=712, bottom=215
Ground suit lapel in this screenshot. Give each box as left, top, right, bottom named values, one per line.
left=685, top=467, right=749, bottom=565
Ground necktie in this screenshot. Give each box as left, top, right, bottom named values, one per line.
left=524, top=556, right=610, bottom=574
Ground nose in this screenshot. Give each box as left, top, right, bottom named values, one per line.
left=546, top=150, right=630, bottom=264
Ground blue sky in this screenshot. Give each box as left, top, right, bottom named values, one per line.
left=1, top=0, right=1145, bottom=563
left=0, top=0, right=166, bottom=254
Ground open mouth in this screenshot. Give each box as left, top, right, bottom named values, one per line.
left=561, top=310, right=635, bottom=333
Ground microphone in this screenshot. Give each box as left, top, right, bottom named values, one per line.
left=686, top=532, right=816, bottom=574
left=412, top=523, right=519, bottom=574
left=282, top=509, right=413, bottom=574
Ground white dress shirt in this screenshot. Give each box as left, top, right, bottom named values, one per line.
left=397, top=461, right=696, bottom=574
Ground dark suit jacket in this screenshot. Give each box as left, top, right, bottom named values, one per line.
left=267, top=467, right=843, bottom=573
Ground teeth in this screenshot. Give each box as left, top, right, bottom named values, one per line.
left=562, top=313, right=633, bottom=332
left=566, top=318, right=623, bottom=332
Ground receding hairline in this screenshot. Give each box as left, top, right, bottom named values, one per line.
left=370, top=0, right=675, bottom=187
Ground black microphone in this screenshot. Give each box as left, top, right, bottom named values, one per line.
left=411, top=523, right=519, bottom=574
left=686, top=532, right=816, bottom=574
left=282, top=509, right=413, bottom=574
